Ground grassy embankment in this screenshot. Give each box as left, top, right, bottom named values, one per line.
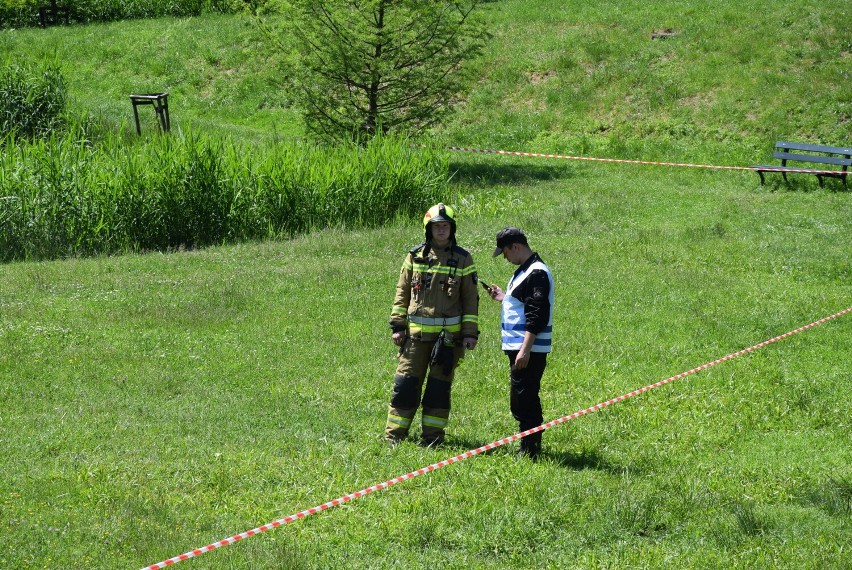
left=1, top=1, right=850, bottom=568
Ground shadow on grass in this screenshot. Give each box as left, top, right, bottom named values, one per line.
left=802, top=472, right=852, bottom=517
left=448, top=160, right=574, bottom=187
left=549, top=447, right=638, bottom=474
left=442, top=437, right=634, bottom=474
left=759, top=176, right=849, bottom=193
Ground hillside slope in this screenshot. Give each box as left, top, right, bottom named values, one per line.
left=1, top=0, right=848, bottom=159
left=443, top=0, right=851, bottom=163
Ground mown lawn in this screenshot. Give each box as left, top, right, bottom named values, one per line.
left=2, top=160, right=849, bottom=568
left=1, top=0, right=850, bottom=568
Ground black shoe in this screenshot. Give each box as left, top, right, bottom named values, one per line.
left=418, top=436, right=444, bottom=448
left=385, top=436, right=403, bottom=448
left=519, top=444, right=540, bottom=462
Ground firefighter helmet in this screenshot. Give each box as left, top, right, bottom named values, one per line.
left=423, top=203, right=457, bottom=242
left=423, top=203, right=456, bottom=227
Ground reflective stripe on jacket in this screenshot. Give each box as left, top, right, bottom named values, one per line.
left=390, top=242, right=479, bottom=341
left=501, top=259, right=553, bottom=353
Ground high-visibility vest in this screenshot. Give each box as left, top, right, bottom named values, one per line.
left=501, top=260, right=553, bottom=353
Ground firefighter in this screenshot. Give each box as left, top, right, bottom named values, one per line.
left=384, top=203, right=480, bottom=447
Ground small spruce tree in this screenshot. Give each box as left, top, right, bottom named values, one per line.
left=250, top=0, right=488, bottom=143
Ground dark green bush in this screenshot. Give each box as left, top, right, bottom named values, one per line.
left=69, top=0, right=204, bottom=23
left=0, top=0, right=37, bottom=28
left=0, top=0, right=239, bottom=29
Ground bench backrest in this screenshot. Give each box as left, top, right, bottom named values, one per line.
left=775, top=141, right=852, bottom=157
left=772, top=152, right=852, bottom=168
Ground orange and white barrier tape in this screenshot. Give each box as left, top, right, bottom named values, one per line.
left=444, top=145, right=848, bottom=176
left=142, top=305, right=850, bottom=569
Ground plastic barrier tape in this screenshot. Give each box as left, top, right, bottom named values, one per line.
left=444, top=145, right=847, bottom=175
left=142, top=306, right=850, bottom=569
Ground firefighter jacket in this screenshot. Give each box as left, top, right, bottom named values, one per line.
left=390, top=242, right=479, bottom=343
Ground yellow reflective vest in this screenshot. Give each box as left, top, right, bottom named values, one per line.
left=390, top=242, right=479, bottom=342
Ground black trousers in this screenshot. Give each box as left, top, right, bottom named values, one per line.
left=505, top=351, right=547, bottom=450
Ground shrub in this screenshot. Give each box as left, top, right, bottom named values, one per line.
left=0, top=0, right=239, bottom=28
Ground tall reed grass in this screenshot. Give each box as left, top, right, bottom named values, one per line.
left=0, top=59, right=66, bottom=139
left=0, top=131, right=449, bottom=261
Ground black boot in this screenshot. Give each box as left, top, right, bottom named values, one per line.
left=519, top=438, right=540, bottom=462
left=418, top=435, right=445, bottom=448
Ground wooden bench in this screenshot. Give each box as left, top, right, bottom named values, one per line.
left=129, top=93, right=171, bottom=135
left=754, top=141, right=851, bottom=188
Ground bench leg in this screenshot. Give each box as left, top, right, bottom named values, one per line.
left=132, top=103, right=142, bottom=136
left=816, top=174, right=824, bottom=188
left=152, top=98, right=170, bottom=133
left=757, top=171, right=765, bottom=185
left=154, top=104, right=166, bottom=133
left=162, top=99, right=170, bottom=132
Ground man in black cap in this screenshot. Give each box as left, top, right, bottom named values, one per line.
left=485, top=227, right=553, bottom=460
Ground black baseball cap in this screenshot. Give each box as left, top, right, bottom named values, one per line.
left=493, top=227, right=528, bottom=257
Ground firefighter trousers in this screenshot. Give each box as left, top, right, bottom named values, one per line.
left=385, top=337, right=465, bottom=443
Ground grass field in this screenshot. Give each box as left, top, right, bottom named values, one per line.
left=2, top=165, right=849, bottom=568
left=1, top=12, right=297, bottom=142
left=1, top=0, right=851, bottom=568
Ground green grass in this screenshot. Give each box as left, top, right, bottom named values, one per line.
left=0, top=12, right=297, bottom=143
left=443, top=0, right=851, bottom=162
left=1, top=0, right=851, bottom=568
left=2, top=166, right=850, bottom=569
left=0, top=59, right=66, bottom=138
left=1, top=0, right=849, bottom=154
left=0, top=132, right=449, bottom=261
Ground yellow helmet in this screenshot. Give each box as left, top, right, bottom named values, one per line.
left=422, top=203, right=457, bottom=242
left=422, top=203, right=456, bottom=228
